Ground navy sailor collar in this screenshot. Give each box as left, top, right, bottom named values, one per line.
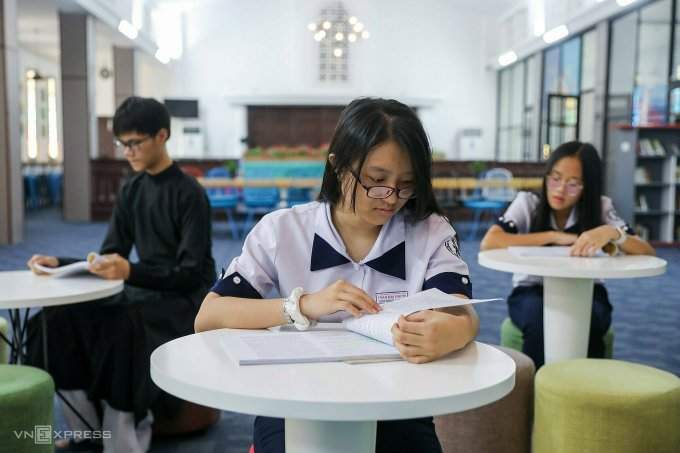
left=310, top=203, right=406, bottom=280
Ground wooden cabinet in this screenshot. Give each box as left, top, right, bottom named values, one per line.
left=606, top=125, right=680, bottom=243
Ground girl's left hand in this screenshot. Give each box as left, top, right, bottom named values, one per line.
left=391, top=310, right=471, bottom=364
left=570, top=225, right=617, bottom=256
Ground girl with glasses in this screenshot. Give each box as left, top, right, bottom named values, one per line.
left=480, top=141, right=655, bottom=368
left=196, top=97, right=479, bottom=452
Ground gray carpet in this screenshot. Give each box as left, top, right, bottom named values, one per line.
left=1, top=206, right=678, bottom=452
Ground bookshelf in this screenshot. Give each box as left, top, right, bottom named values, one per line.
left=606, top=125, right=680, bottom=244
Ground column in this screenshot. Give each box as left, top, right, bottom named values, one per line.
left=0, top=0, right=22, bottom=244
left=113, top=46, right=136, bottom=108
left=60, top=13, right=95, bottom=221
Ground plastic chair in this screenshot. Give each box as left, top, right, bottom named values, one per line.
left=463, top=168, right=516, bottom=239
left=204, top=167, right=240, bottom=239
left=241, top=168, right=280, bottom=239
left=48, top=169, right=63, bottom=205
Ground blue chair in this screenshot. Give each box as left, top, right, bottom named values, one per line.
left=241, top=168, right=280, bottom=239
left=48, top=170, right=63, bottom=205
left=463, top=168, right=516, bottom=240
left=204, top=167, right=240, bottom=240
left=23, top=173, right=40, bottom=210
left=286, top=187, right=313, bottom=207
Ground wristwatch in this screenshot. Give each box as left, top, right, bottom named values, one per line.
left=612, top=225, right=629, bottom=245
left=283, top=287, right=313, bottom=331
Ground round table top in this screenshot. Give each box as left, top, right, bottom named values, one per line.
left=151, top=327, right=516, bottom=421
left=478, top=249, right=668, bottom=279
left=0, top=270, right=124, bottom=309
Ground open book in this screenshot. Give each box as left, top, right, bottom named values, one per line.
left=34, top=252, right=106, bottom=278
left=219, top=288, right=500, bottom=365
left=508, top=246, right=607, bottom=258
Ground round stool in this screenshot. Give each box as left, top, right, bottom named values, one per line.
left=500, top=317, right=615, bottom=359
left=533, top=359, right=680, bottom=453
left=0, top=364, right=54, bottom=452
left=435, top=346, right=535, bottom=453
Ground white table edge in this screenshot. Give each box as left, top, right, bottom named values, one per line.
left=150, top=340, right=516, bottom=422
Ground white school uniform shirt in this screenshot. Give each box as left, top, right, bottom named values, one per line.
left=210, top=201, right=472, bottom=322
left=496, top=191, right=634, bottom=287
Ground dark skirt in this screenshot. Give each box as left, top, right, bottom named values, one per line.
left=26, top=285, right=201, bottom=422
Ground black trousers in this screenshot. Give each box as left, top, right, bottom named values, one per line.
left=507, top=283, right=612, bottom=369
left=253, top=416, right=442, bottom=453
left=25, top=285, right=200, bottom=422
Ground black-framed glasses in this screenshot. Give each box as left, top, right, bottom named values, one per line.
left=350, top=170, right=417, bottom=199
left=113, top=136, right=151, bottom=152
left=546, top=173, right=583, bottom=196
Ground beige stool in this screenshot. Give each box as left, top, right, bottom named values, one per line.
left=435, top=346, right=535, bottom=453
left=533, top=359, right=680, bottom=453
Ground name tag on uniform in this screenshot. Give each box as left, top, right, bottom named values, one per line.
left=376, top=291, right=408, bottom=304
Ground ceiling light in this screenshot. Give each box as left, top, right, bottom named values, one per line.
left=118, top=20, right=138, bottom=40
left=498, top=51, right=518, bottom=67
left=543, top=25, right=569, bottom=44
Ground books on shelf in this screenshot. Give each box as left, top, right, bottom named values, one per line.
left=219, top=288, right=500, bottom=365
left=638, top=138, right=667, bottom=156
left=636, top=194, right=649, bottom=211
left=634, top=224, right=650, bottom=241
left=634, top=166, right=652, bottom=184
left=33, top=252, right=105, bottom=278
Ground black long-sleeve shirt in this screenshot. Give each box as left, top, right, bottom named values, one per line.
left=100, top=162, right=215, bottom=295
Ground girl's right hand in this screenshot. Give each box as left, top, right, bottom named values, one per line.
left=299, top=279, right=381, bottom=320
left=27, top=254, right=59, bottom=275
left=551, top=231, right=578, bottom=246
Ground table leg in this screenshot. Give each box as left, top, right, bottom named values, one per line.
left=543, top=277, right=594, bottom=364
left=285, top=419, right=377, bottom=452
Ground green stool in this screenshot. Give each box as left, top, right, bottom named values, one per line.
left=533, top=359, right=680, bottom=453
left=0, top=316, right=8, bottom=363
left=500, top=317, right=614, bottom=359
left=0, top=364, right=55, bottom=452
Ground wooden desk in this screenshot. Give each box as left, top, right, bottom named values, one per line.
left=198, top=177, right=543, bottom=190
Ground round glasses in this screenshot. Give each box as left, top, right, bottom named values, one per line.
left=113, top=136, right=151, bottom=153
left=546, top=173, right=583, bottom=196
left=351, top=171, right=417, bottom=199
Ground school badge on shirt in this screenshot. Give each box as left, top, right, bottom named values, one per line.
left=444, top=237, right=461, bottom=258
left=375, top=291, right=408, bottom=304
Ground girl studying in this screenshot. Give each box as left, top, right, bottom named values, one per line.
left=480, top=141, right=655, bottom=368
left=195, top=97, right=479, bottom=452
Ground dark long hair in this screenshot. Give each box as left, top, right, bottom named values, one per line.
left=530, top=141, right=603, bottom=233
left=317, top=97, right=443, bottom=221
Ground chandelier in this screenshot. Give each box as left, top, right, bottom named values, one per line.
left=308, top=5, right=369, bottom=58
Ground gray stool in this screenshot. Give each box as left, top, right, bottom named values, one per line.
left=434, top=346, right=535, bottom=453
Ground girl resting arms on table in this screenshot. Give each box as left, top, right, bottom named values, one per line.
left=195, top=97, right=478, bottom=453
left=480, top=141, right=654, bottom=368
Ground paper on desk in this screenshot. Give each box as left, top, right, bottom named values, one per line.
left=508, top=246, right=607, bottom=258
left=342, top=288, right=500, bottom=345
left=34, top=252, right=106, bottom=278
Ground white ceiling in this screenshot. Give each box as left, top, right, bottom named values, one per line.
left=16, top=0, right=525, bottom=62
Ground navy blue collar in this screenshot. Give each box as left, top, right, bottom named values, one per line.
left=310, top=234, right=406, bottom=280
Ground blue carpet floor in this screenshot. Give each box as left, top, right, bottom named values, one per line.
left=1, top=207, right=678, bottom=452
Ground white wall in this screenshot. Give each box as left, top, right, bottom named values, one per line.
left=138, top=0, right=497, bottom=159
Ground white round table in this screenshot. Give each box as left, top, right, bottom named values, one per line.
left=151, top=327, right=516, bottom=453
left=478, top=249, right=667, bottom=363
left=0, top=270, right=124, bottom=363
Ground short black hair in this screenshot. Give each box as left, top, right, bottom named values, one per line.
left=113, top=96, right=171, bottom=139
left=317, top=97, right=442, bottom=222
left=531, top=141, right=603, bottom=233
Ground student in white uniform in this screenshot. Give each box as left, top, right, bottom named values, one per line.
left=196, top=97, right=479, bottom=452
left=480, top=141, right=655, bottom=368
